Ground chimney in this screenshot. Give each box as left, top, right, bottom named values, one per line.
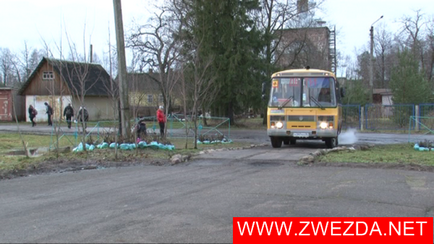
left=297, top=0, right=309, bottom=13
left=90, top=44, right=93, bottom=63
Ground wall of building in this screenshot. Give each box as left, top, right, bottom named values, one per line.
left=74, top=96, right=117, bottom=121
left=25, top=95, right=71, bottom=123
left=24, top=95, right=115, bottom=123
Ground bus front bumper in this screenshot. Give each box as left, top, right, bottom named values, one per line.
left=267, top=129, right=338, bottom=139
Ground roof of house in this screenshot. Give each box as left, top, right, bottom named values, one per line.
left=373, top=88, right=392, bottom=95
left=19, top=57, right=113, bottom=96
left=115, top=72, right=161, bottom=91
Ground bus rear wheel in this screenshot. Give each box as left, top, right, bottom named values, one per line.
left=325, top=137, right=338, bottom=148
left=270, top=137, right=282, bottom=148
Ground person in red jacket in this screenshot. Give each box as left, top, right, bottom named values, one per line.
left=157, top=105, right=166, bottom=137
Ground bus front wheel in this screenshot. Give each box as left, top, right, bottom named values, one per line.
left=270, top=137, right=282, bottom=148
left=325, top=137, right=338, bottom=148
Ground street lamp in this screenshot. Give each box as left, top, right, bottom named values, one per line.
left=369, top=15, right=383, bottom=102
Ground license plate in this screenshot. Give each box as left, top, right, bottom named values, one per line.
left=293, top=132, right=309, bottom=138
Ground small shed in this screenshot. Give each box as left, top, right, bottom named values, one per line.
left=373, top=89, right=393, bottom=105
left=373, top=88, right=393, bottom=117
left=0, top=87, right=24, bottom=121
left=0, top=87, right=13, bottom=121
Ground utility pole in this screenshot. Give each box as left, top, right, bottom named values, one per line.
left=369, top=15, right=383, bottom=103
left=113, top=0, right=131, bottom=139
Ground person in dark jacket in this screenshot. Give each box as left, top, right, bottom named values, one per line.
left=318, top=88, right=331, bottom=102
left=136, top=119, right=147, bottom=141
left=44, top=102, right=53, bottom=126
left=77, top=107, right=89, bottom=131
left=28, top=105, right=37, bottom=127
left=63, top=103, right=74, bottom=129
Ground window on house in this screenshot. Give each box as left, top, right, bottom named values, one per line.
left=42, top=71, right=54, bottom=80
left=147, top=94, right=153, bottom=103
left=159, top=94, right=163, bottom=103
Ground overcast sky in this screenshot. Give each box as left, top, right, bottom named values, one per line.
left=0, top=0, right=155, bottom=59
left=321, top=0, right=434, bottom=59
left=1, top=0, right=433, bottom=74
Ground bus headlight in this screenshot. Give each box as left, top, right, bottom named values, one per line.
left=276, top=121, right=284, bottom=129
left=319, top=122, right=328, bottom=129
left=319, top=121, right=334, bottom=129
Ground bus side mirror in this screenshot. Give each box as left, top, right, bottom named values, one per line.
left=340, top=87, right=346, bottom=98
left=261, top=82, right=266, bottom=100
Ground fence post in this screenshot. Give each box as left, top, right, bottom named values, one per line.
left=415, top=105, right=419, bottom=132
left=360, top=106, right=364, bottom=131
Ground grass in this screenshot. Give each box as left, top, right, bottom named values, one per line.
left=0, top=132, right=253, bottom=173
left=0, top=133, right=75, bottom=153
left=318, top=143, right=434, bottom=167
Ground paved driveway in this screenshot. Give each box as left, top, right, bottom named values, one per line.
left=1, top=125, right=434, bottom=242
left=0, top=163, right=433, bottom=243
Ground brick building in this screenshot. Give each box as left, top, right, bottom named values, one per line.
left=275, top=26, right=335, bottom=72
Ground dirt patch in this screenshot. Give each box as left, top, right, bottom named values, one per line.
left=5, top=149, right=38, bottom=156
left=311, top=161, right=434, bottom=172
left=0, top=157, right=171, bottom=180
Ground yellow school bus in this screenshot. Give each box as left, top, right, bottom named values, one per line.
left=264, top=67, right=344, bottom=148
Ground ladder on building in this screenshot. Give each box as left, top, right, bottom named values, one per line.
left=329, top=26, right=337, bottom=74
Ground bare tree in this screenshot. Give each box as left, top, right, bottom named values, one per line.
left=257, top=0, right=325, bottom=123
left=186, top=51, right=217, bottom=149
left=0, top=48, right=14, bottom=86
left=128, top=6, right=183, bottom=137
left=258, top=0, right=325, bottom=69
left=18, top=42, right=33, bottom=81
left=374, top=23, right=394, bottom=88
left=398, top=9, right=427, bottom=70
left=101, top=28, right=121, bottom=159
left=12, top=90, right=29, bottom=158
left=425, top=15, right=434, bottom=84
left=46, top=34, right=103, bottom=151
left=37, top=55, right=69, bottom=158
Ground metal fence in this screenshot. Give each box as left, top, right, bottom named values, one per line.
left=341, top=103, right=434, bottom=131
left=50, top=103, right=434, bottom=148
left=418, top=104, right=434, bottom=133
left=341, top=104, right=360, bottom=130
left=49, top=115, right=232, bottom=149
left=364, top=104, right=414, bottom=131
left=168, top=114, right=231, bottom=140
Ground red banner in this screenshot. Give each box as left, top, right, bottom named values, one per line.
left=233, top=217, right=433, bottom=244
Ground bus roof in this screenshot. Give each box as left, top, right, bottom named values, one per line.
left=271, top=68, right=336, bottom=78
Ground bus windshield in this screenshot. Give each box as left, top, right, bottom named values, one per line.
left=268, top=77, right=336, bottom=108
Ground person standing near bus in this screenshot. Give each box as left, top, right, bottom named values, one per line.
left=157, top=105, right=166, bottom=137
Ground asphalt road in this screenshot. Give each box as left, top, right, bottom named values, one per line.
left=1, top=124, right=434, bottom=242
left=1, top=161, right=434, bottom=243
